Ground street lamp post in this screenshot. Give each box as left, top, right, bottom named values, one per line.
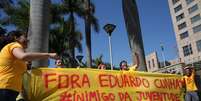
left=103, top=24, right=116, bottom=70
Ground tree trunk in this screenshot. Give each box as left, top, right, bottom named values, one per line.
left=84, top=0, right=92, bottom=67
left=29, top=0, right=50, bottom=67
left=67, top=0, right=76, bottom=67
left=67, top=11, right=76, bottom=67
left=122, top=0, right=147, bottom=71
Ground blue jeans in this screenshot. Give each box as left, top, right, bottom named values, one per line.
left=185, top=91, right=199, bottom=101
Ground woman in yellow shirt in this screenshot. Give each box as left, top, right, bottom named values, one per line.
left=120, top=53, right=139, bottom=71
left=183, top=66, right=199, bottom=101
left=0, top=31, right=58, bottom=101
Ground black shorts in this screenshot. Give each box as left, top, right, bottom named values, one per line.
left=0, top=89, right=19, bottom=101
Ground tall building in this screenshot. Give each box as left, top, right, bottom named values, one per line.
left=168, top=0, right=201, bottom=65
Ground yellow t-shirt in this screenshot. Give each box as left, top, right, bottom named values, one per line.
left=184, top=70, right=198, bottom=91
left=0, top=42, right=27, bottom=92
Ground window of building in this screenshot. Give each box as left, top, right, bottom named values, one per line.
left=183, top=44, right=193, bottom=56
left=152, top=59, right=155, bottom=68
left=196, top=40, right=201, bottom=52
left=148, top=61, right=151, bottom=69
left=193, top=24, right=201, bottom=33
left=180, top=31, right=189, bottom=39
left=191, top=14, right=201, bottom=24
left=174, top=5, right=182, bottom=13
left=186, top=0, right=194, bottom=5
left=178, top=22, right=187, bottom=30
left=172, top=0, right=180, bottom=5
left=176, top=13, right=185, bottom=21
left=188, top=4, right=198, bottom=14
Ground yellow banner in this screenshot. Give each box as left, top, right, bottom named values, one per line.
left=23, top=68, right=185, bottom=101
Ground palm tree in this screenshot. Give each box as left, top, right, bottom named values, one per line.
left=0, top=0, right=29, bottom=32
left=1, top=0, right=99, bottom=68
left=122, top=0, right=147, bottom=71
left=0, top=0, right=81, bottom=67
left=58, top=0, right=99, bottom=67
left=30, top=0, right=84, bottom=67
left=29, top=0, right=51, bottom=67
left=92, top=54, right=103, bottom=67
left=92, top=55, right=116, bottom=70
left=1, top=0, right=50, bottom=68
left=49, top=17, right=83, bottom=67
left=83, top=0, right=99, bottom=67
left=0, top=0, right=13, bottom=9
left=60, top=0, right=83, bottom=67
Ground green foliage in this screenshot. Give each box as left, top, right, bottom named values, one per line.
left=91, top=55, right=118, bottom=70
left=49, top=18, right=82, bottom=67
left=0, top=0, right=100, bottom=68
left=0, top=0, right=29, bottom=32
left=0, top=26, right=6, bottom=35
left=92, top=54, right=103, bottom=67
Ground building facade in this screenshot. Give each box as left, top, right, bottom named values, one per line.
left=153, top=63, right=184, bottom=75
left=168, top=0, right=201, bottom=64
left=145, top=52, right=160, bottom=72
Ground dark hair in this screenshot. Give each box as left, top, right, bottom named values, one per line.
left=10, top=30, right=26, bottom=38
left=119, top=60, right=127, bottom=67
left=0, top=30, right=25, bottom=50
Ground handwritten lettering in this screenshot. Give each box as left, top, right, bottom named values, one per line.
left=118, top=92, right=132, bottom=101
left=60, top=90, right=116, bottom=101
left=43, top=73, right=90, bottom=89
left=137, top=91, right=180, bottom=101
left=154, top=78, right=183, bottom=90
left=41, top=71, right=184, bottom=101
left=99, top=74, right=150, bottom=88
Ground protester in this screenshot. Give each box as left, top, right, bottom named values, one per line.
left=98, top=62, right=106, bottom=70
left=119, top=60, right=128, bottom=70
left=120, top=53, right=139, bottom=71
left=55, top=59, right=64, bottom=68
left=183, top=66, right=199, bottom=101
left=0, top=30, right=58, bottom=101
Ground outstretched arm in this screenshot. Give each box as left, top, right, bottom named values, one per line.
left=12, top=48, right=58, bottom=61
left=129, top=52, right=140, bottom=71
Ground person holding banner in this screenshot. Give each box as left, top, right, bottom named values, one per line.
left=120, top=60, right=129, bottom=70
left=55, top=59, right=64, bottom=68
left=183, top=66, right=199, bottom=101
left=119, top=61, right=138, bottom=71
left=120, top=53, right=139, bottom=71
left=0, top=31, right=59, bottom=101
left=98, top=62, right=106, bottom=70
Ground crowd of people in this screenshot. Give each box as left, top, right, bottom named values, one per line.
left=0, top=30, right=200, bottom=101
